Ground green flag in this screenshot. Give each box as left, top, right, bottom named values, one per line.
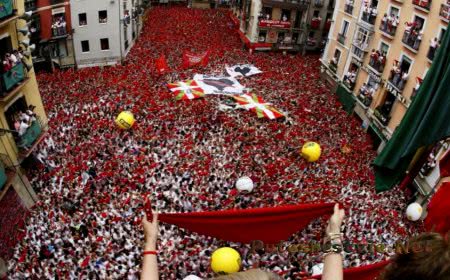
left=373, top=29, right=450, bottom=192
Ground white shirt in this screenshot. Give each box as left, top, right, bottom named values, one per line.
left=18, top=122, right=29, bottom=136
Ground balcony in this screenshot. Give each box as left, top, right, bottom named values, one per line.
left=261, top=0, right=310, bottom=10
left=0, top=0, right=17, bottom=27
left=15, top=117, right=47, bottom=159
left=379, top=20, right=397, bottom=38
left=51, top=25, right=68, bottom=38
left=361, top=10, right=377, bottom=26
left=351, top=42, right=369, bottom=60
left=344, top=4, right=353, bottom=15
left=369, top=53, right=386, bottom=73
left=337, top=33, right=346, bottom=45
left=440, top=4, right=450, bottom=22
left=388, top=69, right=408, bottom=91
left=402, top=29, right=422, bottom=52
left=373, top=107, right=390, bottom=126
left=357, top=86, right=374, bottom=107
left=311, top=18, right=321, bottom=29
left=1, top=64, right=27, bottom=101
left=343, top=70, right=358, bottom=90
left=413, top=0, right=432, bottom=12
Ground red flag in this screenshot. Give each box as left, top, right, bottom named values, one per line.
left=182, top=50, right=209, bottom=69
left=155, top=55, right=170, bottom=75
left=425, top=181, right=450, bottom=235
left=153, top=203, right=334, bottom=244
left=309, top=260, right=390, bottom=280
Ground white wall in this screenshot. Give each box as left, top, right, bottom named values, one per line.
left=70, top=0, right=141, bottom=68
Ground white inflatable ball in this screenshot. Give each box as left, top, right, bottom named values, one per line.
left=406, top=202, right=423, bottom=221
left=236, top=176, right=254, bottom=192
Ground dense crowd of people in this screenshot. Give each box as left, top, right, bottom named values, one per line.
left=3, top=7, right=422, bottom=279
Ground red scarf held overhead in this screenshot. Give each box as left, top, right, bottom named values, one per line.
left=308, top=260, right=390, bottom=280
left=150, top=203, right=334, bottom=244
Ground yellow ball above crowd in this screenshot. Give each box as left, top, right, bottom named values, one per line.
left=211, top=247, right=241, bottom=275
left=115, top=111, right=135, bottom=130
left=301, top=142, right=321, bottom=162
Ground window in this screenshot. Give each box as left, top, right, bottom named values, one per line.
left=309, top=31, right=315, bottom=38
left=261, top=7, right=272, bottom=20
left=258, top=30, right=267, bottom=42
left=367, top=76, right=379, bottom=90
left=99, top=10, right=108, bottom=23
left=389, top=6, right=400, bottom=17
left=413, top=15, right=425, bottom=31
left=294, top=11, right=303, bottom=28
left=78, top=13, right=87, bottom=26
left=100, top=38, right=109, bottom=50
left=380, top=42, right=389, bottom=54
left=438, top=27, right=447, bottom=42
left=292, top=32, right=299, bottom=43
left=354, top=27, right=370, bottom=48
left=400, top=55, right=412, bottom=73
left=341, top=20, right=349, bottom=36
left=25, top=0, right=36, bottom=12
left=81, top=40, right=89, bottom=52
left=281, top=9, right=291, bottom=21
left=278, top=32, right=286, bottom=43
left=334, top=49, right=341, bottom=63
left=313, top=10, right=320, bottom=17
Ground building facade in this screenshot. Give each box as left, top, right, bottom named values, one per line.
left=25, top=0, right=76, bottom=71
left=321, top=0, right=448, bottom=152
left=229, top=0, right=335, bottom=52
left=0, top=0, right=49, bottom=270
left=320, top=0, right=449, bottom=196
left=70, top=0, right=144, bottom=68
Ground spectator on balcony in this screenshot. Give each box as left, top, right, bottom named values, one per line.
left=413, top=30, right=423, bottom=50
left=390, top=16, right=399, bottom=34
left=428, top=37, right=439, bottom=60
left=282, top=14, right=288, bottom=22
left=399, top=71, right=408, bottom=90
left=343, top=69, right=356, bottom=89
left=370, top=6, right=378, bottom=20
left=369, top=49, right=378, bottom=65
left=18, top=119, right=30, bottom=137
left=390, top=60, right=401, bottom=84
left=381, top=14, right=388, bottom=31
left=403, top=21, right=415, bottom=42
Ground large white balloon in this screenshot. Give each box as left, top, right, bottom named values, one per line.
left=236, top=176, right=254, bottom=192
left=406, top=202, right=423, bottom=221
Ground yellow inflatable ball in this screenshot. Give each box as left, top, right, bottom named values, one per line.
left=115, top=111, right=135, bottom=129
left=211, top=247, right=241, bottom=275
left=301, top=142, right=321, bottom=162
